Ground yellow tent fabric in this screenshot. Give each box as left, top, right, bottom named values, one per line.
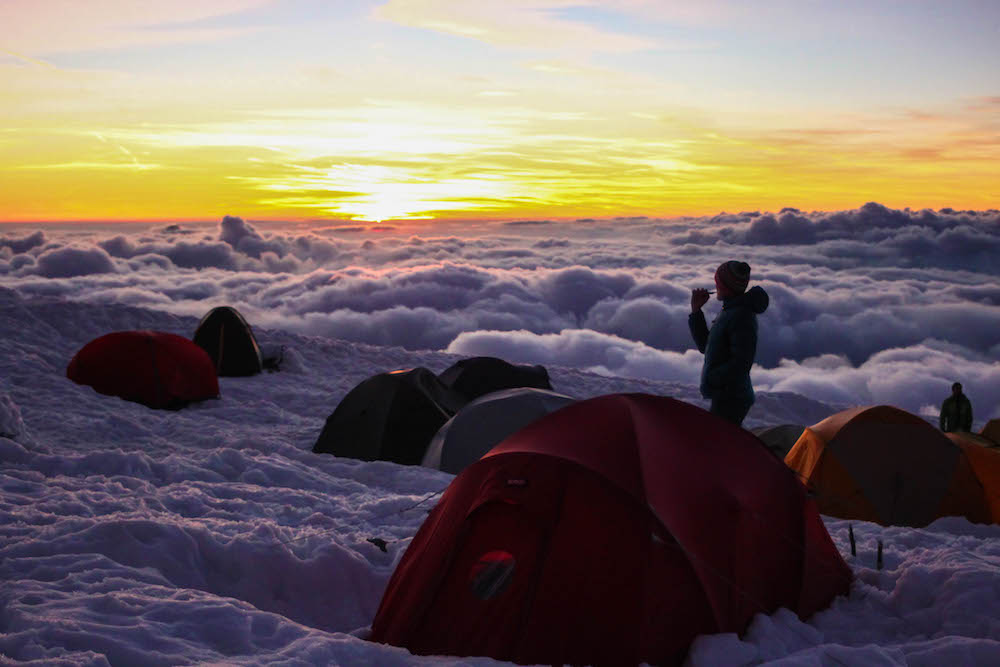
left=785, top=405, right=990, bottom=527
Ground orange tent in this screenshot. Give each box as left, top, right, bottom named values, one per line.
left=785, top=405, right=990, bottom=527
left=947, top=433, right=1000, bottom=523
left=946, top=431, right=999, bottom=450
left=982, top=419, right=1000, bottom=446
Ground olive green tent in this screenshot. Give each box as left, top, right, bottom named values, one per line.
left=193, top=306, right=263, bottom=376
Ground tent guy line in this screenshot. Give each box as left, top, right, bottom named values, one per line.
left=269, top=488, right=445, bottom=549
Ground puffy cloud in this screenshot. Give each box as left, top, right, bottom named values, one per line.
left=537, top=267, right=635, bottom=320
left=98, top=235, right=134, bottom=257
left=161, top=281, right=220, bottom=301
left=99, top=235, right=240, bottom=270
left=219, top=216, right=287, bottom=259
left=262, top=264, right=494, bottom=314
left=293, top=306, right=460, bottom=350
left=2, top=205, right=998, bottom=423
left=754, top=341, right=1000, bottom=426
left=533, top=239, right=570, bottom=249
left=754, top=292, right=1000, bottom=367
left=583, top=297, right=691, bottom=351
left=0, top=231, right=46, bottom=254
left=127, top=254, right=175, bottom=271
left=745, top=212, right=817, bottom=245
left=84, top=287, right=174, bottom=307
left=1, top=254, right=36, bottom=273
left=94, top=219, right=351, bottom=273
left=449, top=330, right=1000, bottom=427
left=31, top=246, right=116, bottom=278
left=665, top=202, right=1000, bottom=272
left=936, top=225, right=1000, bottom=257
left=447, top=328, right=705, bottom=384
left=220, top=215, right=258, bottom=247
left=152, top=241, right=241, bottom=271
left=247, top=265, right=576, bottom=350
left=288, top=236, right=344, bottom=265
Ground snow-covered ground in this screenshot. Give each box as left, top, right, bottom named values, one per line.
left=2, top=287, right=999, bottom=666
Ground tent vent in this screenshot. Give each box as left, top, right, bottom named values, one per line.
left=470, top=551, right=516, bottom=600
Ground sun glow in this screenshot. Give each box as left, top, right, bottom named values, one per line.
left=250, top=163, right=514, bottom=221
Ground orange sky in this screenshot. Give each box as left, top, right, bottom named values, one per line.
left=2, top=1, right=998, bottom=222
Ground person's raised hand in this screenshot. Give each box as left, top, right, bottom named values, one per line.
left=691, top=288, right=710, bottom=312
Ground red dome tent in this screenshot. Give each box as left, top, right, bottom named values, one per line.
left=67, top=331, right=219, bottom=410
left=371, top=394, right=851, bottom=666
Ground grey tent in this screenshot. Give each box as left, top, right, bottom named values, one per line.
left=193, top=306, right=263, bottom=376
left=422, top=387, right=575, bottom=474
left=313, top=368, right=468, bottom=465
left=438, top=356, right=552, bottom=401
left=752, top=424, right=805, bottom=460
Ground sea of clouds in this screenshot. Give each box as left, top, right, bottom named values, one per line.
left=2, top=202, right=998, bottom=426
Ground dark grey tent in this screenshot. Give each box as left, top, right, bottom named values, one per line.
left=437, top=356, right=552, bottom=401
left=422, top=387, right=576, bottom=474
left=193, top=306, right=263, bottom=377
left=752, top=424, right=805, bottom=460
left=313, top=368, right=468, bottom=465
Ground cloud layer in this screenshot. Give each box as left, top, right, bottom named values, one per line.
left=2, top=203, right=998, bottom=424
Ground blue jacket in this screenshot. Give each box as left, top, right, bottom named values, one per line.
left=688, top=286, right=769, bottom=402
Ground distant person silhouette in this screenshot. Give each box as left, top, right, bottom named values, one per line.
left=690, top=261, right=769, bottom=426
left=939, top=382, right=973, bottom=432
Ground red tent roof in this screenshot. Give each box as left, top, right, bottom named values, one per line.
left=372, top=393, right=851, bottom=666
left=67, top=331, right=219, bottom=410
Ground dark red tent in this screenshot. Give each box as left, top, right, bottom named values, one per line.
left=371, top=393, right=851, bottom=666
left=67, top=331, right=219, bottom=410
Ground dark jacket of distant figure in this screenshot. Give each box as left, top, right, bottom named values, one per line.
left=689, top=286, right=769, bottom=404
left=940, top=393, right=973, bottom=432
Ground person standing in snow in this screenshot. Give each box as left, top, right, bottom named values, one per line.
left=689, top=261, right=769, bottom=426
left=939, top=382, right=973, bottom=432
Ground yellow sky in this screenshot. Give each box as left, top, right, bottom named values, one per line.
left=1, top=1, right=998, bottom=222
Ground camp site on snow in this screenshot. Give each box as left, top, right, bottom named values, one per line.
left=56, top=310, right=1000, bottom=665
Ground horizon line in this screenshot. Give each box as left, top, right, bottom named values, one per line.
left=2, top=201, right=997, bottom=226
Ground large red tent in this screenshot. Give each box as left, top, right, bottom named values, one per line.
left=67, top=331, right=219, bottom=410
left=371, top=393, right=851, bottom=666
